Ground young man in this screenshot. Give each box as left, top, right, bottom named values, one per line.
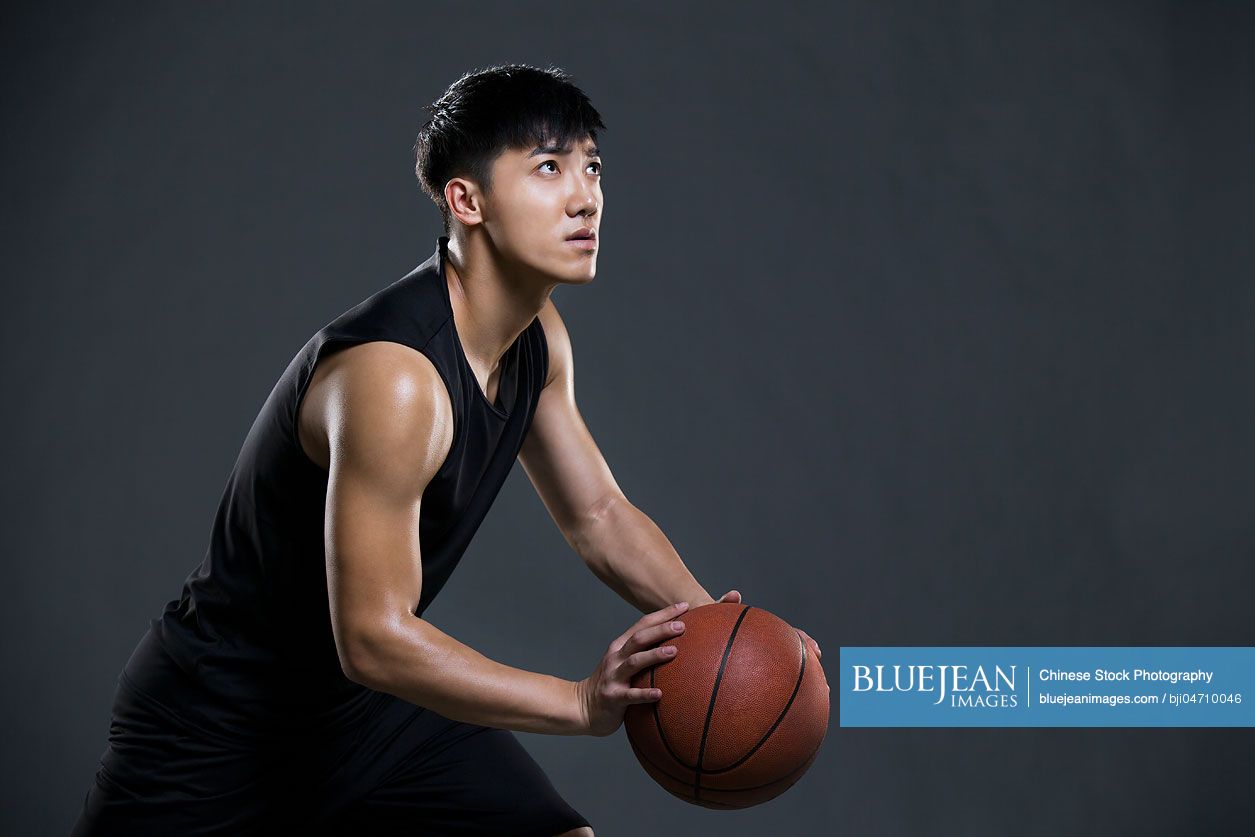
left=72, top=64, right=819, bottom=836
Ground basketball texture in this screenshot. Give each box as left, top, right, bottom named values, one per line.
left=624, top=602, right=829, bottom=809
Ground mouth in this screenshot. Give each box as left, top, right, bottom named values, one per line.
left=565, top=228, right=597, bottom=242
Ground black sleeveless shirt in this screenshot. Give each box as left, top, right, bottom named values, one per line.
left=144, top=235, right=549, bottom=733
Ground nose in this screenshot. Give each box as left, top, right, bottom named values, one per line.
left=568, top=176, right=598, bottom=218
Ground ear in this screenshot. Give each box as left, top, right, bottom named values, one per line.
left=444, top=177, right=485, bottom=228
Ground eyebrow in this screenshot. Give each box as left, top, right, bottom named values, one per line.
left=527, top=143, right=600, bottom=158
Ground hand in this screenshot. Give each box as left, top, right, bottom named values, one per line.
left=576, top=600, right=691, bottom=737
left=709, top=589, right=822, bottom=661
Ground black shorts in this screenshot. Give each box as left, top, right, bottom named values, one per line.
left=71, top=631, right=590, bottom=836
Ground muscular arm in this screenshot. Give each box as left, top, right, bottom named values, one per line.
left=519, top=302, right=715, bottom=613
left=309, top=341, right=586, bottom=735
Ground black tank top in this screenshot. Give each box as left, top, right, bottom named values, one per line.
left=145, top=235, right=549, bottom=733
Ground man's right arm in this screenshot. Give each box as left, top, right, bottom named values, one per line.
left=316, top=341, right=587, bottom=735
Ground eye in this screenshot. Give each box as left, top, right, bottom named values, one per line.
left=587, top=161, right=602, bottom=176
left=539, top=160, right=559, bottom=173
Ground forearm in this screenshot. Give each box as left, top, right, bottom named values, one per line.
left=571, top=497, right=714, bottom=613
left=344, top=616, right=585, bottom=736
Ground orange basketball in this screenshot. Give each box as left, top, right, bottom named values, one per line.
left=624, top=602, right=829, bottom=809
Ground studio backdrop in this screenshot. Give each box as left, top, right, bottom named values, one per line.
left=3, top=2, right=1252, bottom=835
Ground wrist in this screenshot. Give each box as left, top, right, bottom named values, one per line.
left=565, top=677, right=591, bottom=736
left=689, top=590, right=717, bottom=607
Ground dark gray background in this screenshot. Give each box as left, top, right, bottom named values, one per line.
left=4, top=2, right=1252, bottom=835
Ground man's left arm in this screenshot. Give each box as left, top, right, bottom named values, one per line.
left=518, top=301, right=822, bottom=660
left=518, top=300, right=717, bottom=613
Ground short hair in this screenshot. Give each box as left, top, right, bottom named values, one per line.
left=413, top=63, right=607, bottom=233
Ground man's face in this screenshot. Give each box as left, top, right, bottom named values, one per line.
left=478, top=135, right=603, bottom=284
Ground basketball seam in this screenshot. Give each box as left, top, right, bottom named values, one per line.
left=703, top=739, right=822, bottom=793
left=650, top=665, right=695, bottom=771
left=704, top=627, right=808, bottom=775
left=693, top=604, right=752, bottom=801
left=629, top=727, right=826, bottom=795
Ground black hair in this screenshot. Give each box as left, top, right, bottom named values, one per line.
left=413, top=63, right=606, bottom=233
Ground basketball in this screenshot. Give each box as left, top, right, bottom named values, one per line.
left=624, top=602, right=829, bottom=809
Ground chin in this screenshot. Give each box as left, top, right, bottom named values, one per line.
left=551, top=255, right=597, bottom=284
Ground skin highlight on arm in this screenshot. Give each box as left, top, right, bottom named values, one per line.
left=306, top=340, right=587, bottom=735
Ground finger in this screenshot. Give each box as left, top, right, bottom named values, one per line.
left=610, top=602, right=689, bottom=653
left=718, top=589, right=742, bottom=603
left=623, top=618, right=686, bottom=655
left=618, top=644, right=677, bottom=678
left=805, top=633, right=821, bottom=659
left=799, top=630, right=822, bottom=660
left=623, top=686, right=663, bottom=704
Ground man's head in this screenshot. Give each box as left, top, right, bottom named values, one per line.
left=414, top=64, right=606, bottom=284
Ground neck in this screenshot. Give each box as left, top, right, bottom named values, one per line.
left=442, top=232, right=553, bottom=373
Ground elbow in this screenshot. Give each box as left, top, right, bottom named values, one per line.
left=337, top=621, right=400, bottom=688
left=340, top=647, right=377, bottom=687
left=569, top=493, right=629, bottom=557
left=339, top=642, right=378, bottom=688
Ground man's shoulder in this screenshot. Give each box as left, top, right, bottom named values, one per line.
left=299, top=340, right=453, bottom=470
left=318, top=341, right=452, bottom=421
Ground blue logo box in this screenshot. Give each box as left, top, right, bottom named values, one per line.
left=839, top=647, right=1255, bottom=727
